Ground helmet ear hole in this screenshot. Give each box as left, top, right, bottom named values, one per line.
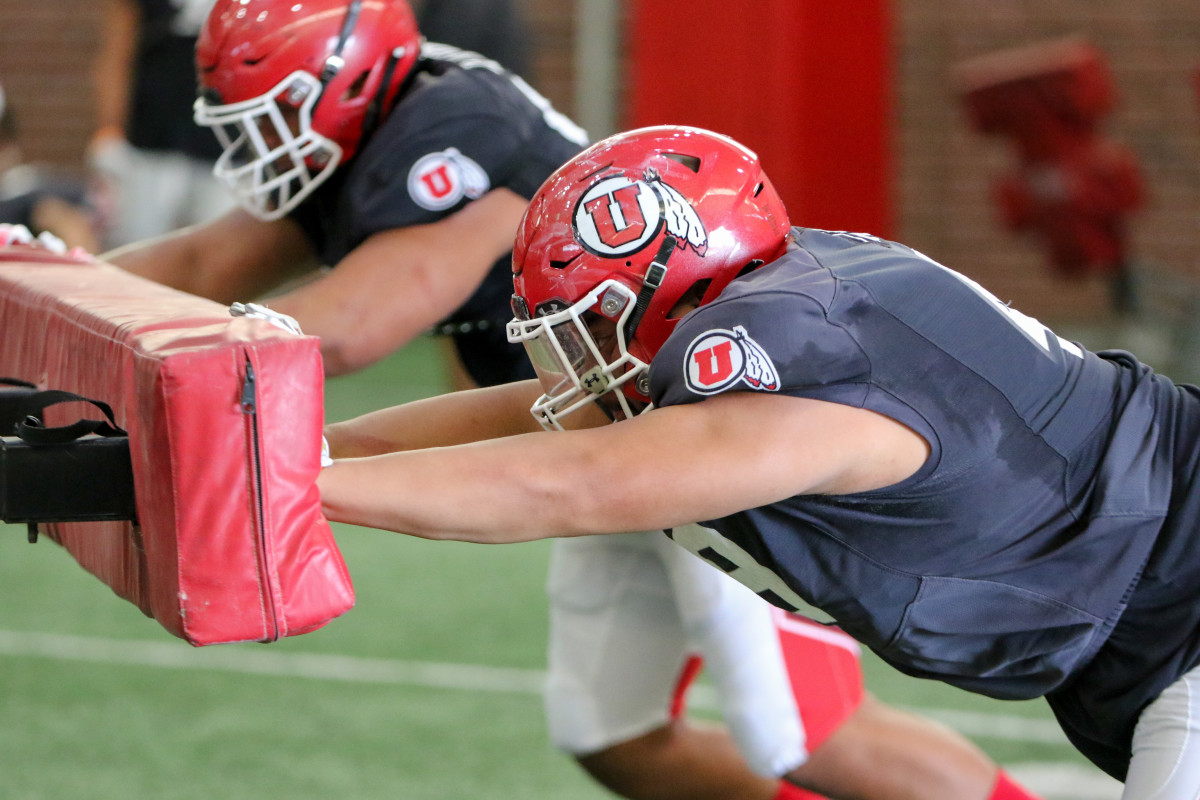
left=667, top=278, right=711, bottom=319
left=340, top=71, right=370, bottom=101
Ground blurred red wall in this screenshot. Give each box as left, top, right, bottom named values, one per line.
left=626, top=0, right=893, bottom=237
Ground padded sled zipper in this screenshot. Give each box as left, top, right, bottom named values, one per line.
left=241, top=355, right=280, bottom=641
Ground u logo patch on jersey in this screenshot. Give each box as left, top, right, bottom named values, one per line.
left=407, top=148, right=491, bottom=211
left=684, top=325, right=779, bottom=395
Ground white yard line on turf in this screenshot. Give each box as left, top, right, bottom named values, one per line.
left=0, top=629, right=1127, bottom=799
left=0, top=628, right=1067, bottom=745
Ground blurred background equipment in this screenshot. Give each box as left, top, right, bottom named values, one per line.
left=0, top=83, right=102, bottom=252
left=956, top=37, right=1144, bottom=314
left=89, top=0, right=233, bottom=249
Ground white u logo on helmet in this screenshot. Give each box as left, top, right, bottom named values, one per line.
left=573, top=173, right=708, bottom=258
left=574, top=176, right=662, bottom=256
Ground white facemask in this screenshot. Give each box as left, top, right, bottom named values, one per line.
left=506, top=279, right=653, bottom=430
left=194, top=71, right=342, bottom=220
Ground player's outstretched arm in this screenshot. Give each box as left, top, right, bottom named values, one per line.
left=325, top=379, right=545, bottom=458
left=317, top=392, right=929, bottom=543
left=264, top=188, right=529, bottom=377
left=105, top=208, right=318, bottom=302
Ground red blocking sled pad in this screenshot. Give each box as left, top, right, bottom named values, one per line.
left=0, top=246, right=354, bottom=645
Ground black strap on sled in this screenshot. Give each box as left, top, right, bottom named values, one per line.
left=13, top=389, right=126, bottom=445
left=0, top=389, right=135, bottom=542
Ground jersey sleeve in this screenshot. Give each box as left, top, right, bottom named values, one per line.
left=649, top=273, right=872, bottom=410
left=287, top=57, right=585, bottom=264
left=346, top=113, right=522, bottom=239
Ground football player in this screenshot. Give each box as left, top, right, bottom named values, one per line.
left=89, top=0, right=233, bottom=249
left=110, top=3, right=1041, bottom=798
left=318, top=125, right=1200, bottom=800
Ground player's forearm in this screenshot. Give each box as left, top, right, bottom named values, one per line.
left=298, top=190, right=527, bottom=376
left=324, top=381, right=544, bottom=458
left=105, top=230, right=207, bottom=290
left=317, top=417, right=709, bottom=542
left=318, top=441, right=571, bottom=543
left=108, top=212, right=315, bottom=302
left=271, top=289, right=439, bottom=377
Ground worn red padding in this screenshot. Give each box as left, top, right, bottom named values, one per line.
left=0, top=247, right=353, bottom=645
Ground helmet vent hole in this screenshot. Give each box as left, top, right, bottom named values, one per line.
left=548, top=251, right=583, bottom=270
left=667, top=279, right=711, bottom=319
left=340, top=70, right=370, bottom=101
left=663, top=152, right=701, bottom=172
left=753, top=182, right=764, bottom=197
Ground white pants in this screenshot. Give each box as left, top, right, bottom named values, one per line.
left=543, top=528, right=862, bottom=778
left=104, top=146, right=234, bottom=248
left=1124, top=662, right=1200, bottom=799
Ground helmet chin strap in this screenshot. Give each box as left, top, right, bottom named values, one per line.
left=319, top=0, right=363, bottom=86
left=319, top=0, right=416, bottom=155
left=361, top=47, right=406, bottom=142
left=622, top=235, right=676, bottom=343
left=607, top=234, right=676, bottom=414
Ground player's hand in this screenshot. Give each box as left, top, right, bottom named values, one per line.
left=0, top=224, right=92, bottom=259
left=0, top=224, right=35, bottom=248
left=229, top=302, right=325, bottom=465
left=31, top=230, right=67, bottom=254
left=229, top=302, right=304, bottom=336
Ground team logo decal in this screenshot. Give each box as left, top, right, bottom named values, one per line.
left=684, top=325, right=779, bottom=395
left=407, top=148, right=491, bottom=211
left=573, top=169, right=708, bottom=258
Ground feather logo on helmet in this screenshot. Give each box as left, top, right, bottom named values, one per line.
left=573, top=169, right=707, bottom=258
left=684, top=326, right=779, bottom=395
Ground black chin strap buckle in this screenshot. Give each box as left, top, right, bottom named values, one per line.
left=623, top=235, right=676, bottom=342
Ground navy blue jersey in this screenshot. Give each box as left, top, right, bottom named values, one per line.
left=651, top=227, right=1200, bottom=779
left=289, top=43, right=587, bottom=387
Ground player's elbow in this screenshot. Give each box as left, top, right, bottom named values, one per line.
left=316, top=308, right=432, bottom=376
left=318, top=332, right=384, bottom=377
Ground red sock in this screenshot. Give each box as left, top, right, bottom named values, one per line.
left=771, top=781, right=826, bottom=800
left=989, top=769, right=1044, bottom=800
left=772, top=769, right=1041, bottom=800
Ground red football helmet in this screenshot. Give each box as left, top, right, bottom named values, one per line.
left=194, top=0, right=421, bottom=219
left=506, top=126, right=790, bottom=429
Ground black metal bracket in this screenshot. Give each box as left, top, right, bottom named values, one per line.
left=0, top=381, right=137, bottom=541
left=0, top=380, right=37, bottom=435
left=0, top=434, right=137, bottom=540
